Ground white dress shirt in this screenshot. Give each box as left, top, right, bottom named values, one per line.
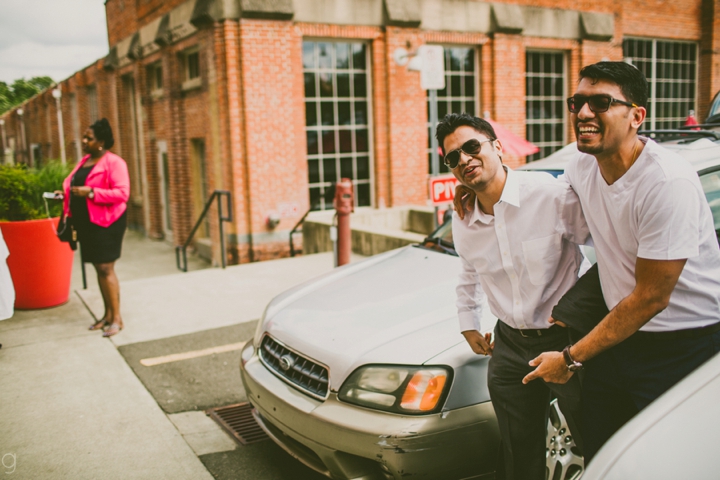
left=453, top=167, right=590, bottom=332
left=565, top=137, right=720, bottom=331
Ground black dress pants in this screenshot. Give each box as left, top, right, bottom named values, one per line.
left=488, top=321, right=583, bottom=480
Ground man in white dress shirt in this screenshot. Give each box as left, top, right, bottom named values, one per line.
left=436, top=113, right=591, bottom=480
left=523, top=61, right=720, bottom=462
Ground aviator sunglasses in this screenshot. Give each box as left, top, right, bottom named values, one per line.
left=443, top=138, right=495, bottom=169
left=566, top=94, right=638, bottom=114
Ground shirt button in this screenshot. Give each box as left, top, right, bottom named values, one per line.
left=503, top=251, right=508, bottom=256
left=515, top=301, right=520, bottom=305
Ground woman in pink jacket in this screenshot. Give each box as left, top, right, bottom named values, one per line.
left=61, top=118, right=130, bottom=337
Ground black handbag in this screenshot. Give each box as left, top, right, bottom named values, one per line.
left=55, top=172, right=78, bottom=251
left=56, top=214, right=77, bottom=251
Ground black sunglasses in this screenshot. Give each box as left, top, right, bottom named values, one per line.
left=566, top=94, right=638, bottom=114
left=443, top=138, right=495, bottom=169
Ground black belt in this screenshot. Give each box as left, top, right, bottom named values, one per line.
left=502, top=322, right=563, bottom=338
left=634, top=321, right=720, bottom=341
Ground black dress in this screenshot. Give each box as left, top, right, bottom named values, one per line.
left=70, top=164, right=127, bottom=264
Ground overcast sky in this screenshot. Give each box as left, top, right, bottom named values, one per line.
left=0, top=0, right=109, bottom=84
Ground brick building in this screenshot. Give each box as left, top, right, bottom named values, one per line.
left=1, top=0, right=719, bottom=264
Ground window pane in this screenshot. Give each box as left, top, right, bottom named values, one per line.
left=340, top=157, right=353, bottom=179
left=357, top=156, right=369, bottom=180
left=305, top=102, right=317, bottom=127
left=338, top=102, right=351, bottom=125
left=339, top=130, right=352, bottom=153
left=307, top=131, right=318, bottom=155
left=321, top=102, right=334, bottom=125
left=319, top=72, right=333, bottom=97
left=318, top=43, right=332, bottom=69
left=336, top=43, right=349, bottom=69
left=357, top=183, right=371, bottom=207
left=353, top=73, right=367, bottom=97
left=354, top=101, right=367, bottom=125
left=304, top=73, right=316, bottom=97
left=323, top=158, right=337, bottom=183
left=322, top=130, right=335, bottom=154
left=308, top=159, right=319, bottom=183
left=352, top=44, right=366, bottom=69
left=337, top=73, right=350, bottom=97
left=356, top=129, right=368, bottom=152
left=302, top=42, right=316, bottom=69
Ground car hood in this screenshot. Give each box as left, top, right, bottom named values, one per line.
left=262, top=246, right=464, bottom=390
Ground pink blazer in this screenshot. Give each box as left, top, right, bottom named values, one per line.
left=62, top=152, right=130, bottom=227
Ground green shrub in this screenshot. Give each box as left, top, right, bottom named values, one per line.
left=0, top=161, right=71, bottom=221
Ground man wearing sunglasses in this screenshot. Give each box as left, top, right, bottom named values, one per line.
left=436, top=113, right=592, bottom=480
left=523, top=62, right=720, bottom=463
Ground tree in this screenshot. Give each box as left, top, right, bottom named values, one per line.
left=0, top=76, right=55, bottom=115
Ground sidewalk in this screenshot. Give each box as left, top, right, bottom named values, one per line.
left=0, top=231, right=353, bottom=479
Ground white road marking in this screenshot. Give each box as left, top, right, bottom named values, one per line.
left=140, top=341, right=247, bottom=366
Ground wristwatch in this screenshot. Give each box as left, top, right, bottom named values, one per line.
left=562, top=345, right=583, bottom=372
left=88, top=188, right=95, bottom=199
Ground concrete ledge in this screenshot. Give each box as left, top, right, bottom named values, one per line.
left=302, top=206, right=434, bottom=257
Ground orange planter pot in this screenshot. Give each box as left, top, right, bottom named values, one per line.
left=0, top=217, right=74, bottom=309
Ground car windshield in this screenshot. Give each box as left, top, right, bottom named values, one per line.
left=417, top=219, right=456, bottom=256
left=700, top=168, right=720, bottom=234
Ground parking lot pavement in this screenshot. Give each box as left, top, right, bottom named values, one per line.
left=118, top=323, right=256, bottom=414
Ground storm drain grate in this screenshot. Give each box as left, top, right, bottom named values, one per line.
left=206, top=402, right=269, bottom=445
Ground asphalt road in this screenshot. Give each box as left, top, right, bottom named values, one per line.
left=118, top=321, right=327, bottom=480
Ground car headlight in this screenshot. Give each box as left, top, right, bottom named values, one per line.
left=338, top=365, right=452, bottom=414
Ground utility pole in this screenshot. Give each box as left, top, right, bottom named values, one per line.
left=52, top=88, right=67, bottom=164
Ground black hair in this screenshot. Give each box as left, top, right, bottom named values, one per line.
left=578, top=61, right=649, bottom=108
left=90, top=118, right=115, bottom=149
left=435, top=113, right=497, bottom=154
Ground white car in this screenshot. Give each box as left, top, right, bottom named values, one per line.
left=240, top=223, right=582, bottom=480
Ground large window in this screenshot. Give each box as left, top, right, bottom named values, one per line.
left=303, top=41, right=372, bottom=210
left=623, top=38, right=697, bottom=130
left=426, top=47, right=478, bottom=174
left=525, top=51, right=566, bottom=162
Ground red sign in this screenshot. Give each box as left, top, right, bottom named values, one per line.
left=429, top=174, right=459, bottom=205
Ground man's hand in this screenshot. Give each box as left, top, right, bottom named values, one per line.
left=549, top=316, right=568, bottom=328
left=462, top=330, right=494, bottom=356
left=522, top=351, right=573, bottom=384
left=453, top=185, right=475, bottom=220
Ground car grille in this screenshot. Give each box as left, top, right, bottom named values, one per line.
left=259, top=335, right=329, bottom=400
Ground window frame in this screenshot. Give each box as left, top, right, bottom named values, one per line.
left=525, top=49, right=568, bottom=162
left=302, top=39, right=375, bottom=210
left=623, top=37, right=699, bottom=131
left=181, top=47, right=201, bottom=91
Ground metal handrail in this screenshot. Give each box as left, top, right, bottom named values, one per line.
left=289, top=206, right=314, bottom=257
left=176, top=190, right=232, bottom=272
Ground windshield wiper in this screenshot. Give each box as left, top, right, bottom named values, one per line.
left=417, top=236, right=457, bottom=256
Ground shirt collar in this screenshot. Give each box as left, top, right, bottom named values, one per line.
left=466, top=166, right=519, bottom=225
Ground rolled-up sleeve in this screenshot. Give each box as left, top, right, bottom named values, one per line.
left=457, top=256, right=486, bottom=332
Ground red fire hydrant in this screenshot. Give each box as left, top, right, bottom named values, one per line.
left=334, top=178, right=354, bottom=266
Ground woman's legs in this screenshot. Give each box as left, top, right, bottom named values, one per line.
left=94, top=261, right=122, bottom=333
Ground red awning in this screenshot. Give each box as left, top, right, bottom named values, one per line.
left=486, top=118, right=539, bottom=157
